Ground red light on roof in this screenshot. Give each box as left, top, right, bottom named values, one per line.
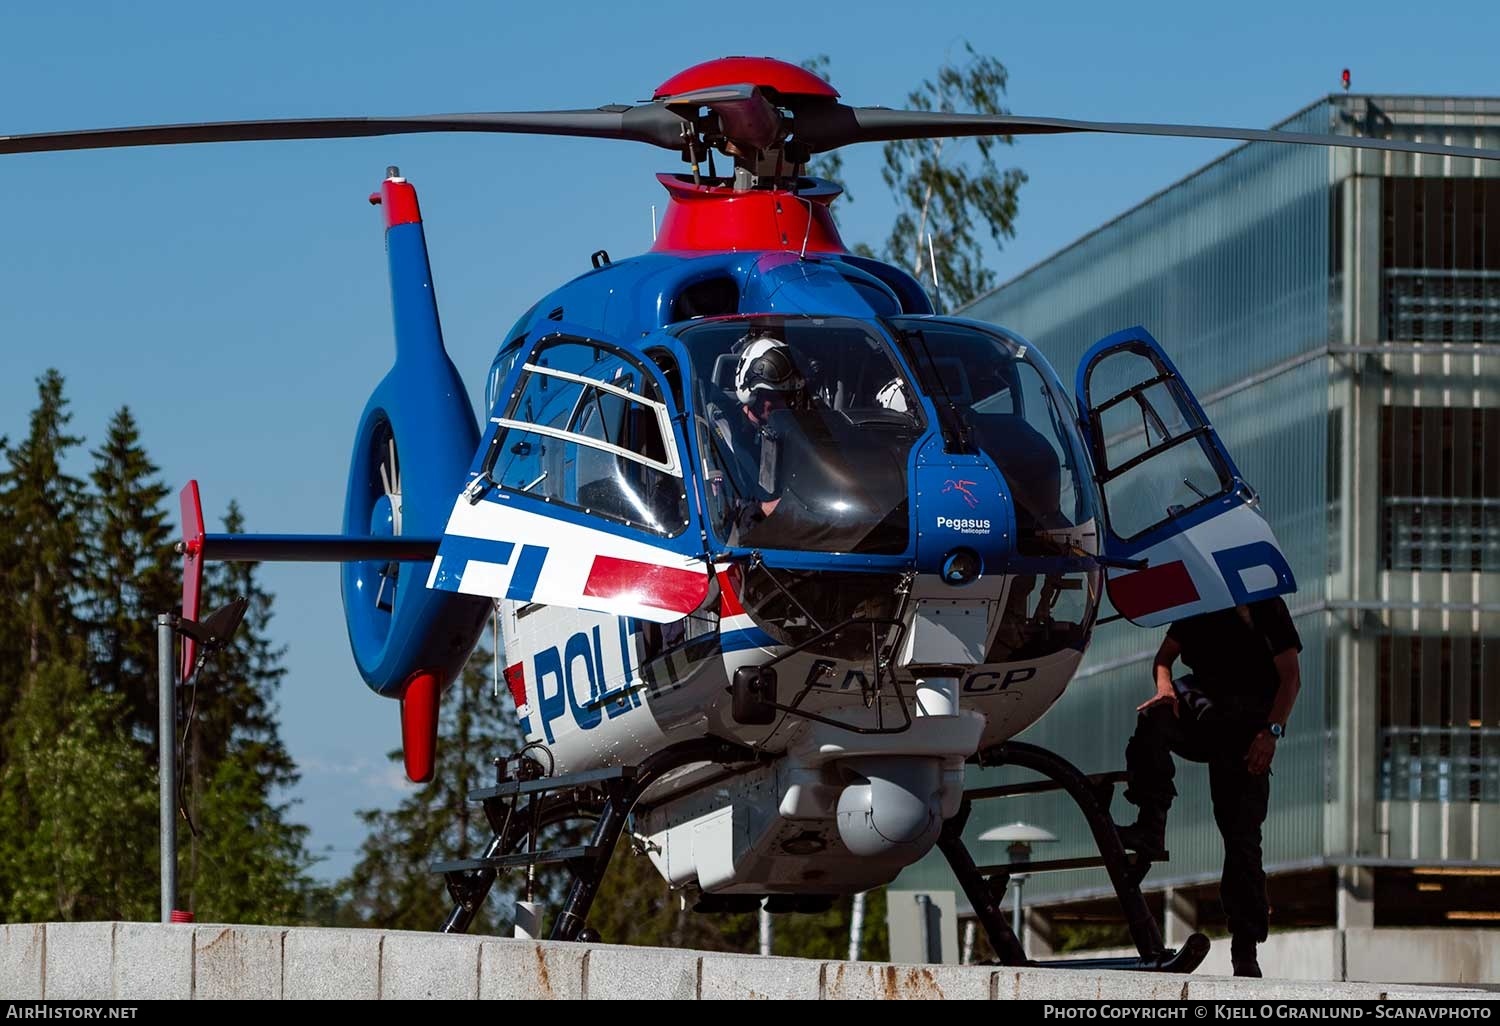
left=1341, top=68, right=1351, bottom=91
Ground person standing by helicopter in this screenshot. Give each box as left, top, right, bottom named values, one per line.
left=1115, top=597, right=1303, bottom=978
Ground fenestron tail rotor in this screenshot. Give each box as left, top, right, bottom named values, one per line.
left=373, top=428, right=402, bottom=614
left=379, top=435, right=403, bottom=538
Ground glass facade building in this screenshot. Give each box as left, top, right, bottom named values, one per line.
left=895, top=96, right=1500, bottom=939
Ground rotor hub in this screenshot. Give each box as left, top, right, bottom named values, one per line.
left=654, top=57, right=838, bottom=101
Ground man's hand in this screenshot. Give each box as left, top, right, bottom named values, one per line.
left=1246, top=730, right=1277, bottom=775
left=1137, top=686, right=1178, bottom=717
left=1144, top=636, right=1182, bottom=717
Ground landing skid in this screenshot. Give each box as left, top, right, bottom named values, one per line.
left=941, top=740, right=1210, bottom=973
left=437, top=736, right=1208, bottom=972
left=436, top=737, right=758, bottom=939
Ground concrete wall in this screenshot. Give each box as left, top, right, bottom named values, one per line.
left=1054, top=927, right=1500, bottom=987
left=1344, top=929, right=1500, bottom=988
left=0, top=923, right=1493, bottom=1000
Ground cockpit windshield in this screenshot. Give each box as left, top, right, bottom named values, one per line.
left=884, top=317, right=1099, bottom=556
left=676, top=317, right=923, bottom=554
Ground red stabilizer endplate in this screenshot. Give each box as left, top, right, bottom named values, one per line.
left=400, top=671, right=441, bottom=783
left=179, top=481, right=206, bottom=680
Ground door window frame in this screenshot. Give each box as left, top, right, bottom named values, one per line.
left=1079, top=336, right=1238, bottom=547
left=476, top=333, right=691, bottom=538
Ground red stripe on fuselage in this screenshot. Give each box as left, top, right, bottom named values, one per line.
left=717, top=568, right=745, bottom=617
left=503, top=662, right=527, bottom=710
left=584, top=556, right=708, bottom=615
left=1107, top=560, right=1200, bottom=621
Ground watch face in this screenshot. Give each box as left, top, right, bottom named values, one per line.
left=1269, top=724, right=1285, bottom=738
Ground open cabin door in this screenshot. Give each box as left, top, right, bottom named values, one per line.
left=1075, top=327, right=1295, bottom=627
left=429, top=332, right=710, bottom=623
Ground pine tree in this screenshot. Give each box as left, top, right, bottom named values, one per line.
left=0, top=431, right=13, bottom=732
left=187, top=502, right=294, bottom=780
left=177, top=500, right=313, bottom=922
left=0, top=377, right=158, bottom=922
left=187, top=746, right=312, bottom=923
left=0, top=370, right=87, bottom=729
left=0, top=378, right=316, bottom=926
left=342, top=642, right=517, bottom=932
left=85, top=407, right=174, bottom=740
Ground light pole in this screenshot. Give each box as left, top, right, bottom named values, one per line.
left=158, top=597, right=249, bottom=924
left=978, top=822, right=1057, bottom=956
left=157, top=614, right=176, bottom=924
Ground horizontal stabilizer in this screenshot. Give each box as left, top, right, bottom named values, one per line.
left=191, top=534, right=441, bottom=562
left=178, top=479, right=444, bottom=679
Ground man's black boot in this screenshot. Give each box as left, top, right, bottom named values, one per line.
left=1231, top=936, right=1262, bottom=978
left=1114, top=808, right=1168, bottom=861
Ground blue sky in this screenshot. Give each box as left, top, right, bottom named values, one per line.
left=2, top=0, right=1496, bottom=882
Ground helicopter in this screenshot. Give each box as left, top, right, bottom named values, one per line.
left=9, top=56, right=1500, bottom=971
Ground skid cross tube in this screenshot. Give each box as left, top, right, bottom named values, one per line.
left=940, top=740, right=1209, bottom=973
left=439, top=737, right=757, bottom=938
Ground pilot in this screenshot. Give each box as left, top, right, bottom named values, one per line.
left=1115, top=596, right=1303, bottom=979
left=710, top=332, right=810, bottom=538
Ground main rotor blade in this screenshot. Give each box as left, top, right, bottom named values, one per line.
left=0, top=106, right=689, bottom=156
left=795, top=106, right=1500, bottom=161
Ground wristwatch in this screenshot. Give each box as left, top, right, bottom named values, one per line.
left=1263, top=722, right=1286, bottom=739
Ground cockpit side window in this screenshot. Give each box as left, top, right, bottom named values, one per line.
left=487, top=338, right=689, bottom=537
left=645, top=346, right=686, bottom=409
left=486, top=341, right=528, bottom=417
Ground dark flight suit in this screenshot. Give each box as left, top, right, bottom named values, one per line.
left=705, top=398, right=780, bottom=538
left=1123, top=596, right=1302, bottom=944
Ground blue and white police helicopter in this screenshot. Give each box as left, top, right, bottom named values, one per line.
left=10, top=57, right=1497, bottom=970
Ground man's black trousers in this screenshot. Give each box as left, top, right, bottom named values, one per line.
left=1123, top=683, right=1271, bottom=943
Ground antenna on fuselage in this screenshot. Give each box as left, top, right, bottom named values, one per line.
left=798, top=194, right=816, bottom=260
left=651, top=204, right=658, bottom=242
left=926, top=231, right=944, bottom=313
